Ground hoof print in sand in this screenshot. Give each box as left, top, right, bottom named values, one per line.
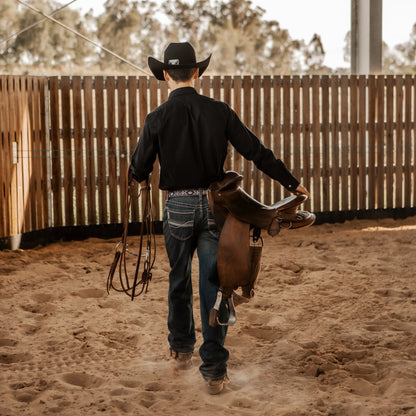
left=0, top=338, right=18, bottom=347
left=0, top=352, right=32, bottom=364
left=62, top=372, right=104, bottom=388
left=72, top=289, right=107, bottom=299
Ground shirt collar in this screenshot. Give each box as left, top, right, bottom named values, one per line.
left=168, top=87, right=198, bottom=99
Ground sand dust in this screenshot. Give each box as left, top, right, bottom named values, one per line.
left=0, top=217, right=415, bottom=415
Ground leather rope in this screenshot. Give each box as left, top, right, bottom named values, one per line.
left=107, top=169, right=156, bottom=300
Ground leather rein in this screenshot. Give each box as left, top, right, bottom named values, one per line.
left=106, top=170, right=156, bottom=300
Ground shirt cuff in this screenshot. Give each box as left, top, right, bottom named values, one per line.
left=285, top=179, right=300, bottom=192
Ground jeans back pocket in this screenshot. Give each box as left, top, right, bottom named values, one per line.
left=165, top=203, right=195, bottom=241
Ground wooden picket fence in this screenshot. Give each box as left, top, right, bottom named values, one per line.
left=1, top=74, right=415, bottom=245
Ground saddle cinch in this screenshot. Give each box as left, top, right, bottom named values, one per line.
left=208, top=171, right=315, bottom=327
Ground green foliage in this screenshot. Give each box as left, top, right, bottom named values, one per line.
left=384, top=23, right=416, bottom=73
left=1, top=0, right=414, bottom=74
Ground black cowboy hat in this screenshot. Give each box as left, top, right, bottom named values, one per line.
left=148, top=42, right=211, bottom=81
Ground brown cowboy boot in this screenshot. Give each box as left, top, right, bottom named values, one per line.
left=169, top=349, right=193, bottom=370
left=206, top=375, right=229, bottom=395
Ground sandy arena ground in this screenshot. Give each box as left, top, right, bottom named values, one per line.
left=0, top=217, right=416, bottom=416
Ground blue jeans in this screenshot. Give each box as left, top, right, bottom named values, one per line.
left=163, top=194, right=229, bottom=381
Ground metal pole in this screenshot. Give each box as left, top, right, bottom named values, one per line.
left=351, top=0, right=383, bottom=74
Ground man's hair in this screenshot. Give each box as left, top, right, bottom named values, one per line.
left=166, top=67, right=197, bottom=82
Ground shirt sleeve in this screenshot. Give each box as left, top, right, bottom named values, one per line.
left=129, top=116, right=158, bottom=183
left=226, top=108, right=299, bottom=192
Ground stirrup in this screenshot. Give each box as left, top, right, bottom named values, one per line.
left=209, top=291, right=236, bottom=327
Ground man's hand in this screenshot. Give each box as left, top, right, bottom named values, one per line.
left=293, top=184, right=310, bottom=199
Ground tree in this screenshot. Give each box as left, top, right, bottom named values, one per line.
left=391, top=23, right=416, bottom=73
left=0, top=0, right=20, bottom=70
left=8, top=0, right=90, bottom=70
left=302, top=34, right=326, bottom=73
left=1, top=0, right=349, bottom=75
left=159, top=0, right=306, bottom=74
left=97, top=0, right=162, bottom=71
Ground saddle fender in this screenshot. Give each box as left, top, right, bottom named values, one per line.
left=208, top=171, right=315, bottom=327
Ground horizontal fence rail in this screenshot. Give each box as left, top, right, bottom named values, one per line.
left=0, top=74, right=415, bottom=244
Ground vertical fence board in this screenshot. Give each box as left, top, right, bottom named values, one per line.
left=272, top=76, right=282, bottom=201
left=350, top=76, right=358, bottom=211
left=118, top=76, right=128, bottom=222
left=340, top=76, right=349, bottom=211
left=223, top=76, right=232, bottom=105
left=413, top=75, right=416, bottom=208
left=73, top=76, right=85, bottom=226
left=404, top=75, right=412, bottom=207
left=0, top=78, right=5, bottom=236
left=292, top=76, right=301, bottom=183
left=321, top=76, right=330, bottom=212
left=106, top=76, right=118, bottom=223
left=83, top=76, right=96, bottom=225
left=376, top=75, right=385, bottom=209
left=16, top=78, right=27, bottom=233
left=213, top=76, right=221, bottom=100
left=30, top=78, right=40, bottom=230
left=395, top=76, right=403, bottom=208
left=95, top=76, right=107, bottom=224
left=61, top=76, right=73, bottom=226
left=301, top=76, right=311, bottom=212
left=32, top=78, right=43, bottom=230
left=49, top=77, right=61, bottom=227
left=202, top=76, right=210, bottom=97
left=12, top=78, right=21, bottom=233
left=283, top=76, right=291, bottom=198
left=138, top=77, right=148, bottom=129
left=0, top=77, right=9, bottom=237
left=253, top=75, right=261, bottom=201
left=25, top=78, right=35, bottom=232
left=367, top=75, right=376, bottom=209
left=312, top=75, right=321, bottom=212
left=233, top=76, right=242, bottom=174
left=17, top=77, right=26, bottom=232
left=223, top=76, right=232, bottom=172
left=24, top=78, right=33, bottom=232
left=128, top=76, right=139, bottom=222
left=9, top=78, right=19, bottom=235
left=41, top=77, right=50, bottom=229
left=386, top=76, right=394, bottom=208
left=331, top=76, right=340, bottom=211
left=7, top=78, right=14, bottom=235
left=3, top=76, right=12, bottom=235
left=7, top=79, right=14, bottom=235
left=25, top=78, right=36, bottom=232
left=263, top=76, right=272, bottom=205
left=243, top=76, right=251, bottom=192
left=358, top=75, right=367, bottom=210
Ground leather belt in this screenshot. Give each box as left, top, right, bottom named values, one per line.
left=168, top=189, right=208, bottom=198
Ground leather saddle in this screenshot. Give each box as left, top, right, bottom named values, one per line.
left=207, top=171, right=315, bottom=327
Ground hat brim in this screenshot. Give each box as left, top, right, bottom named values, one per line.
left=148, top=55, right=211, bottom=81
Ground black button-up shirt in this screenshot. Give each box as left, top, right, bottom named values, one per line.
left=130, top=87, right=299, bottom=191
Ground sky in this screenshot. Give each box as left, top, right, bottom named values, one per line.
left=68, top=0, right=416, bottom=69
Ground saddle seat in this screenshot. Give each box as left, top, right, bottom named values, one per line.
left=208, top=171, right=314, bottom=235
